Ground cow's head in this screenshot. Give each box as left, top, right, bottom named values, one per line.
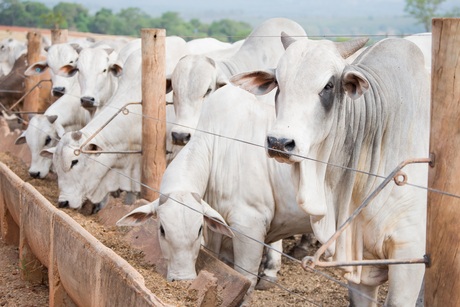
left=117, top=191, right=233, bottom=281
left=15, top=114, right=65, bottom=179
left=231, top=34, right=369, bottom=164
left=169, top=55, right=228, bottom=147
left=42, top=130, right=114, bottom=209
left=231, top=34, right=368, bottom=219
left=59, top=47, right=122, bottom=113
left=25, top=43, right=80, bottom=97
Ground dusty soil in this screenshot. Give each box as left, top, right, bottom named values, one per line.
left=0, top=151, right=389, bottom=306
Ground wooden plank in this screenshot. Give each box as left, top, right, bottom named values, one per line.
left=425, top=18, right=460, bottom=307
left=23, top=31, right=42, bottom=123
left=51, top=29, right=68, bottom=44
left=140, top=29, right=166, bottom=201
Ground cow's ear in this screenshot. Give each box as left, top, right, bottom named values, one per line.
left=55, top=123, right=66, bottom=139
left=15, top=131, right=26, bottom=145
left=110, top=62, right=123, bottom=77
left=342, top=70, right=369, bottom=100
left=201, top=200, right=234, bottom=238
left=40, top=147, right=56, bottom=159
left=230, top=69, right=277, bottom=96
left=58, top=64, right=78, bottom=77
left=25, top=61, right=48, bottom=76
left=116, top=199, right=159, bottom=226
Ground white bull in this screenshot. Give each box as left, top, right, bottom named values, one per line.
left=168, top=17, right=307, bottom=147
left=117, top=84, right=312, bottom=295
left=231, top=35, right=430, bottom=306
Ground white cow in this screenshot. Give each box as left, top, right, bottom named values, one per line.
left=404, top=32, right=431, bottom=72
left=57, top=45, right=121, bottom=117
left=15, top=94, right=91, bottom=179
left=185, top=37, right=232, bottom=54
left=25, top=43, right=80, bottom=97
left=45, top=42, right=180, bottom=211
left=231, top=35, right=429, bottom=306
left=0, top=38, right=26, bottom=77
left=168, top=18, right=307, bottom=147
left=117, top=84, right=312, bottom=294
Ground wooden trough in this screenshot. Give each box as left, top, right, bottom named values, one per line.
left=0, top=118, right=251, bottom=306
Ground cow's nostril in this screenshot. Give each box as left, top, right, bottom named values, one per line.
left=267, top=136, right=277, bottom=148
left=284, top=139, right=295, bottom=152
left=58, top=201, right=69, bottom=208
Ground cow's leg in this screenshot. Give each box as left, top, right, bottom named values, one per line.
left=231, top=220, right=266, bottom=291
left=256, top=240, right=282, bottom=290
left=348, top=281, right=379, bottom=307
left=292, top=233, right=317, bottom=259
left=385, top=262, right=424, bottom=306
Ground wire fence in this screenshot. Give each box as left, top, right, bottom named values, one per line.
left=0, top=29, right=446, bottom=306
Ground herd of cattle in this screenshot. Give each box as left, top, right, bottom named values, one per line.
left=1, top=18, right=432, bottom=306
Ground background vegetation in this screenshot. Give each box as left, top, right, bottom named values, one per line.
left=0, top=0, right=252, bottom=42
left=0, top=0, right=458, bottom=41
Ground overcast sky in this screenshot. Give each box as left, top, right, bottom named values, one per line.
left=38, top=0, right=458, bottom=20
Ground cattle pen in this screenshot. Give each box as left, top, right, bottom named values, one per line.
left=0, top=18, right=459, bottom=306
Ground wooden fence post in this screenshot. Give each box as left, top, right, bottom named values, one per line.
left=23, top=31, right=42, bottom=123
left=425, top=18, right=460, bottom=307
left=140, top=29, right=166, bottom=201
left=51, top=29, right=68, bottom=44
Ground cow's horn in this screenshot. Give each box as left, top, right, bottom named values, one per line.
left=71, top=131, right=82, bottom=141
left=335, top=37, right=369, bottom=59
left=281, top=31, right=297, bottom=50
left=46, top=115, right=58, bottom=124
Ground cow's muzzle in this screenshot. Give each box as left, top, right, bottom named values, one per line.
left=266, top=136, right=295, bottom=161
left=171, top=132, right=191, bottom=146
left=81, top=96, right=96, bottom=109
left=52, top=87, right=65, bottom=97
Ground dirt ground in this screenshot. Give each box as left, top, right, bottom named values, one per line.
left=0, top=151, right=390, bottom=306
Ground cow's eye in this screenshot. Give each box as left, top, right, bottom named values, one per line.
left=70, top=159, right=78, bottom=168
left=44, top=135, right=51, bottom=146
left=103, top=68, right=107, bottom=73
left=160, top=224, right=165, bottom=237
left=198, top=225, right=203, bottom=237
left=204, top=88, right=212, bottom=98
left=324, top=82, right=334, bottom=91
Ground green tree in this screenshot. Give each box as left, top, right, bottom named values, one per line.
left=23, top=1, right=50, bottom=27
left=208, top=19, right=251, bottom=42
left=53, top=2, right=90, bottom=32
left=0, top=0, right=26, bottom=25
left=89, top=8, right=115, bottom=34
left=404, top=0, right=445, bottom=31
left=116, top=7, right=151, bottom=36
left=40, top=11, right=65, bottom=29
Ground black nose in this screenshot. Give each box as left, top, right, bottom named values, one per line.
left=266, top=136, right=295, bottom=159
left=81, top=96, right=96, bottom=108
left=58, top=201, right=69, bottom=208
left=52, top=87, right=65, bottom=97
left=171, top=132, right=191, bottom=146
left=29, top=171, right=40, bottom=178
